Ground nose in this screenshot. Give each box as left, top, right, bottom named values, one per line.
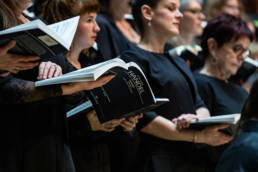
left=94, top=22, right=100, bottom=32
left=176, top=10, right=183, bottom=19
left=199, top=12, right=206, bottom=20
left=238, top=50, right=249, bottom=61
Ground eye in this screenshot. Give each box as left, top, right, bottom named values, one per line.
left=167, top=3, right=176, bottom=11
left=232, top=45, right=244, bottom=53
left=86, top=18, right=93, bottom=23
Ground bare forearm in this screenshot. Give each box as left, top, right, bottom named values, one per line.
left=141, top=116, right=197, bottom=142
left=140, top=115, right=232, bottom=146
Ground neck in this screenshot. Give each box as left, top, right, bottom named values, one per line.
left=115, top=20, right=140, bottom=43
left=109, top=3, right=125, bottom=21
left=200, top=58, right=231, bottom=82
left=66, top=46, right=83, bottom=69
left=177, top=31, right=195, bottom=45
left=139, top=29, right=168, bottom=53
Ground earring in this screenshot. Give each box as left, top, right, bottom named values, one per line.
left=148, top=21, right=151, bottom=27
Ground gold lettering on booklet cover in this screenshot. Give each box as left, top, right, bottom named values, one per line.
left=127, top=71, right=144, bottom=95
left=101, top=87, right=111, bottom=103
left=38, top=35, right=58, bottom=46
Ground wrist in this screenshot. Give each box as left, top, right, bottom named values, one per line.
left=61, top=83, right=78, bottom=95
left=193, top=131, right=201, bottom=143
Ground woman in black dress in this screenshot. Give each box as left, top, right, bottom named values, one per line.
left=40, top=0, right=140, bottom=171
left=120, top=0, right=232, bottom=171
left=194, top=13, right=254, bottom=170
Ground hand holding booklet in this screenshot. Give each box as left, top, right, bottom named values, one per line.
left=38, top=58, right=169, bottom=123
left=190, top=113, right=241, bottom=135
left=191, top=113, right=241, bottom=125
left=0, top=16, right=79, bottom=59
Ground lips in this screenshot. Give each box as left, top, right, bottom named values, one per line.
left=173, top=23, right=180, bottom=28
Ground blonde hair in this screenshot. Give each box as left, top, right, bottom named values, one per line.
left=204, top=0, right=243, bottom=20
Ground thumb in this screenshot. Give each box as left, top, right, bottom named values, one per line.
left=0, top=41, right=16, bottom=53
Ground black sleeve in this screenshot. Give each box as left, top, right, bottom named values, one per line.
left=194, top=75, right=214, bottom=113
left=96, top=16, right=115, bottom=60
left=174, top=56, right=206, bottom=110
left=0, top=74, right=62, bottom=104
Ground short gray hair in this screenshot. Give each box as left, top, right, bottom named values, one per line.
left=180, top=0, right=203, bottom=11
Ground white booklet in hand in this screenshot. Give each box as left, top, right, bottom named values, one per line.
left=35, top=58, right=139, bottom=86
left=191, top=113, right=241, bottom=125
left=0, top=16, right=79, bottom=58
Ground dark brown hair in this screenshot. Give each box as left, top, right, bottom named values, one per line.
left=41, top=0, right=99, bottom=24
left=131, top=0, right=161, bottom=36
left=0, top=1, right=20, bottom=29
left=201, top=13, right=254, bottom=58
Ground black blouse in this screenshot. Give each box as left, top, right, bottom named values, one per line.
left=121, top=46, right=205, bottom=122
left=96, top=14, right=135, bottom=60
left=0, top=54, right=76, bottom=172
left=194, top=73, right=248, bottom=115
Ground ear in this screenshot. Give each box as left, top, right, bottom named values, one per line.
left=207, top=38, right=218, bottom=56
left=141, top=4, right=154, bottom=22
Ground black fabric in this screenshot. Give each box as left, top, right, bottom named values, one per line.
left=120, top=46, right=207, bottom=172
left=194, top=73, right=248, bottom=116
left=68, top=52, right=141, bottom=172
left=194, top=73, right=248, bottom=170
left=216, top=120, right=258, bottom=172
left=96, top=14, right=135, bottom=60
left=0, top=54, right=76, bottom=172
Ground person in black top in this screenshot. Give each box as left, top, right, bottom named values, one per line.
left=96, top=0, right=140, bottom=60
left=0, top=1, right=114, bottom=172
left=194, top=13, right=254, bottom=170
left=195, top=13, right=253, bottom=118
left=216, top=79, right=258, bottom=172
left=40, top=1, right=141, bottom=172
left=120, top=0, right=232, bottom=171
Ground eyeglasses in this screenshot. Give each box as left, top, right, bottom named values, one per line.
left=232, top=44, right=250, bottom=58
left=184, top=9, right=204, bottom=17
left=224, top=4, right=240, bottom=12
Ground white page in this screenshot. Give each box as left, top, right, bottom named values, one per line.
left=66, top=100, right=93, bottom=118
left=48, top=16, right=80, bottom=49
left=191, top=113, right=241, bottom=124
left=245, top=57, right=258, bottom=67
left=0, top=20, right=43, bottom=34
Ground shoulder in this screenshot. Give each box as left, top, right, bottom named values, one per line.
left=194, top=73, right=213, bottom=84
left=120, top=46, right=149, bottom=62
left=231, top=82, right=248, bottom=96
left=120, top=46, right=152, bottom=73
left=96, top=14, right=114, bottom=28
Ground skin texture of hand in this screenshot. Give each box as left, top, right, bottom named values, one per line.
left=172, top=114, right=199, bottom=130
left=197, top=124, right=233, bottom=146
left=87, top=110, right=123, bottom=132
left=37, top=61, right=62, bottom=80
left=0, top=41, right=39, bottom=74
left=120, top=114, right=143, bottom=132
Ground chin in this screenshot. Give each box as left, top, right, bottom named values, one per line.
left=231, top=69, right=239, bottom=75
